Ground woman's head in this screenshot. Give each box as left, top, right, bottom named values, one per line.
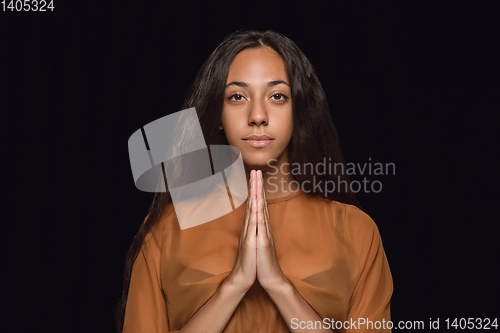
left=181, top=29, right=300, bottom=154
left=221, top=46, right=293, bottom=169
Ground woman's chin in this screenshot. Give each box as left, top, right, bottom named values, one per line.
left=241, top=149, right=287, bottom=169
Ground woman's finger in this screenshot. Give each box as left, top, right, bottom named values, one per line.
left=243, top=170, right=254, bottom=238
left=256, top=170, right=267, bottom=240
left=260, top=175, right=270, bottom=234
left=240, top=171, right=251, bottom=241
left=243, top=170, right=255, bottom=239
left=246, top=170, right=258, bottom=239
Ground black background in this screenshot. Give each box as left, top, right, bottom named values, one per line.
left=2, top=1, right=498, bottom=332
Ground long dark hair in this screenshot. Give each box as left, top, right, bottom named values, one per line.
left=115, top=29, right=360, bottom=332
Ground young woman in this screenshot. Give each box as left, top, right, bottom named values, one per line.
left=116, top=30, right=393, bottom=333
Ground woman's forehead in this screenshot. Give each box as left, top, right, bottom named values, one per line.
left=226, top=47, right=289, bottom=85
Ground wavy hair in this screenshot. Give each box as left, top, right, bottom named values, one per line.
left=115, top=29, right=360, bottom=332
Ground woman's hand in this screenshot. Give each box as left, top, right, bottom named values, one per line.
left=226, top=169, right=288, bottom=294
left=254, top=170, right=289, bottom=292
left=226, top=170, right=259, bottom=292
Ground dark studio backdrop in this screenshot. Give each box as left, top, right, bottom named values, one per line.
left=2, top=1, right=498, bottom=332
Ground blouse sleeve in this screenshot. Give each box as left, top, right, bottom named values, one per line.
left=344, top=205, right=393, bottom=333
left=123, top=225, right=179, bottom=333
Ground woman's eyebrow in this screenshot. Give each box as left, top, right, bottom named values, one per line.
left=225, top=81, right=248, bottom=88
left=267, top=80, right=289, bottom=87
left=225, top=80, right=290, bottom=88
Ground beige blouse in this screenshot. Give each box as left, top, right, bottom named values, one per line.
left=123, top=188, right=393, bottom=332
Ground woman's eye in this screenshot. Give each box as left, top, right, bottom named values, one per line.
left=270, top=93, right=289, bottom=102
left=228, top=94, right=245, bottom=101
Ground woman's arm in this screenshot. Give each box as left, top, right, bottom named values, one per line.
left=344, top=205, right=393, bottom=333
left=123, top=229, right=253, bottom=333
left=265, top=280, right=333, bottom=333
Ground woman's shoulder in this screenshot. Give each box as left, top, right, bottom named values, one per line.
left=142, top=202, right=179, bottom=248
left=320, top=198, right=381, bottom=244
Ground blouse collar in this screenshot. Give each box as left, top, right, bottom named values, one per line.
left=266, top=188, right=304, bottom=204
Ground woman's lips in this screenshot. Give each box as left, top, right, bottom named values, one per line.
left=242, top=139, right=274, bottom=148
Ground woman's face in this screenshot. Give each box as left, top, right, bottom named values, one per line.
left=220, top=47, right=293, bottom=168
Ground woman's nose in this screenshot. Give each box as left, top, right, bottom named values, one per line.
left=248, top=100, right=268, bottom=126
